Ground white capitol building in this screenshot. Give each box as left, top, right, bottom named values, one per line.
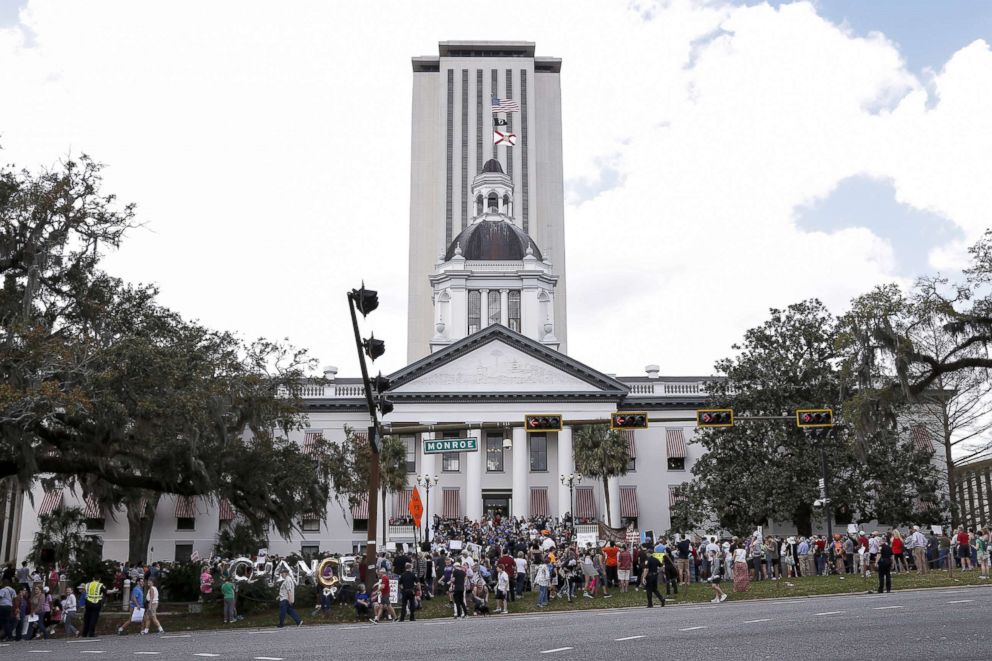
left=4, top=42, right=946, bottom=564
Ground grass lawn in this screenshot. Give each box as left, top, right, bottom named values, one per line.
left=79, top=570, right=990, bottom=637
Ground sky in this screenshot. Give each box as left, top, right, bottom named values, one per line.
left=1, top=0, right=990, bottom=381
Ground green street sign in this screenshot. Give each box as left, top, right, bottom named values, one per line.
left=423, top=438, right=478, bottom=454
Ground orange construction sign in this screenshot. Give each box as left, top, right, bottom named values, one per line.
left=408, top=487, right=424, bottom=526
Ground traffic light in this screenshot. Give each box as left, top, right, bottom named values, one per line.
left=363, top=334, right=385, bottom=361
left=524, top=414, right=563, bottom=432
left=696, top=409, right=734, bottom=428
left=349, top=283, right=379, bottom=317
left=376, top=395, right=394, bottom=416
left=371, top=373, right=391, bottom=394
left=796, top=409, right=833, bottom=428
left=611, top=412, right=648, bottom=430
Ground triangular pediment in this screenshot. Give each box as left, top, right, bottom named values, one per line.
left=389, top=325, right=627, bottom=397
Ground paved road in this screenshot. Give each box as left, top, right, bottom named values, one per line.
left=4, top=586, right=991, bottom=660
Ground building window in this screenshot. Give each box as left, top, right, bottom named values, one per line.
left=175, top=543, right=193, bottom=563
left=487, top=192, right=498, bottom=211
left=402, top=435, right=416, bottom=474
left=85, top=518, right=105, bottom=531
left=177, top=517, right=195, bottom=531
left=468, top=290, right=481, bottom=334
left=352, top=518, right=368, bottom=533
left=667, top=457, right=685, bottom=471
left=487, top=290, right=501, bottom=327
left=508, top=291, right=521, bottom=332
left=302, top=518, right=320, bottom=532
left=622, top=516, right=638, bottom=530
left=486, top=434, right=504, bottom=472
left=301, top=544, right=320, bottom=558
left=627, top=458, right=636, bottom=473
left=443, top=452, right=460, bottom=472
left=529, top=434, right=547, bottom=472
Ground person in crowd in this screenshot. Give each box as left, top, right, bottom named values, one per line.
left=876, top=533, right=893, bottom=593
left=450, top=562, right=467, bottom=619
left=0, top=580, right=16, bottom=641
left=117, top=576, right=144, bottom=635
left=909, top=526, right=928, bottom=574
left=976, top=529, right=989, bottom=579
left=61, top=585, right=77, bottom=638
left=81, top=574, right=105, bottom=638
left=938, top=530, right=952, bottom=570
left=707, top=571, right=728, bottom=603
left=662, top=552, right=679, bottom=596
left=956, top=526, right=973, bottom=571
left=495, top=563, right=510, bottom=614
left=276, top=568, right=303, bottom=628
left=141, top=577, right=164, bottom=635
left=14, top=586, right=29, bottom=641
left=640, top=546, right=666, bottom=608
left=617, top=544, right=633, bottom=593
left=398, top=564, right=418, bottom=622
left=603, top=541, right=620, bottom=589
left=25, top=584, right=45, bottom=640
left=890, top=529, right=906, bottom=573
left=15, top=562, right=30, bottom=593
left=733, top=541, right=750, bottom=592
left=354, top=588, right=371, bottom=622
left=534, top=558, right=550, bottom=608
left=674, top=536, right=691, bottom=585
left=221, top=574, right=237, bottom=624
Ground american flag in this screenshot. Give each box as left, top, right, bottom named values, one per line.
left=491, top=96, right=520, bottom=113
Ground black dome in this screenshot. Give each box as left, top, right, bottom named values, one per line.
left=481, top=159, right=504, bottom=174
left=445, top=219, right=543, bottom=261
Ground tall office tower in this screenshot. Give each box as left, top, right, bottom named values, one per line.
left=407, top=41, right=567, bottom=362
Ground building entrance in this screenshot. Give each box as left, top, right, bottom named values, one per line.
left=482, top=491, right=512, bottom=518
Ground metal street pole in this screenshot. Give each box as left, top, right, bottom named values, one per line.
left=820, top=437, right=833, bottom=543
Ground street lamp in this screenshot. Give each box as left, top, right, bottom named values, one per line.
left=805, top=426, right=835, bottom=543
left=416, top=474, right=439, bottom=544
left=560, top=473, right=582, bottom=528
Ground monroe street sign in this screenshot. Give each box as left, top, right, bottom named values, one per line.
left=423, top=438, right=478, bottom=454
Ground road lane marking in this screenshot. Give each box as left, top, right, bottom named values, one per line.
left=134, top=654, right=161, bottom=656
left=679, top=626, right=708, bottom=631
left=67, top=639, right=104, bottom=644
left=947, top=599, right=974, bottom=604
left=815, top=611, right=845, bottom=616
left=80, top=652, right=106, bottom=655
left=248, top=631, right=276, bottom=635
left=254, top=657, right=285, bottom=660
left=873, top=606, right=904, bottom=610
left=743, top=618, right=771, bottom=623
left=540, top=648, right=574, bottom=654
left=162, top=634, right=192, bottom=638
left=615, top=635, right=645, bottom=641
left=28, top=651, right=52, bottom=653
left=193, top=655, right=220, bottom=658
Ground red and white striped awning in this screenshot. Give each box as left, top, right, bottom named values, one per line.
left=38, top=488, right=64, bottom=516
left=666, top=429, right=687, bottom=458
left=914, top=497, right=938, bottom=513
left=351, top=495, right=369, bottom=519
left=619, top=486, right=639, bottom=518
left=174, top=496, right=196, bottom=518
left=575, top=487, right=596, bottom=520
left=394, top=488, right=413, bottom=514
left=668, top=485, right=687, bottom=507
left=619, top=430, right=636, bottom=458
left=530, top=487, right=549, bottom=517
left=442, top=488, right=461, bottom=519
left=911, top=425, right=934, bottom=453
left=302, top=510, right=320, bottom=522
left=302, top=430, right=322, bottom=457
left=83, top=496, right=102, bottom=519
left=218, top=499, right=235, bottom=521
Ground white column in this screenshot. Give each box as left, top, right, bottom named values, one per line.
left=499, top=289, right=509, bottom=326
left=465, top=430, right=483, bottom=520
left=607, top=476, right=622, bottom=528
left=512, top=427, right=528, bottom=518
left=420, top=434, right=437, bottom=532
left=557, top=426, right=573, bottom=518
left=480, top=289, right=490, bottom=328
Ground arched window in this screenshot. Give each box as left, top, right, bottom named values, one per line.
left=487, top=193, right=498, bottom=212
left=475, top=194, right=483, bottom=216
left=502, top=194, right=511, bottom=215
left=488, top=290, right=501, bottom=327
left=467, top=290, right=481, bottom=334
left=508, top=291, right=521, bottom=332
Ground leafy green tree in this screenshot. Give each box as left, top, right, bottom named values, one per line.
left=572, top=425, right=630, bottom=526
left=0, top=155, right=333, bottom=559
left=324, top=428, right=406, bottom=537
left=27, top=506, right=100, bottom=569
left=378, top=435, right=409, bottom=541
left=213, top=520, right=269, bottom=559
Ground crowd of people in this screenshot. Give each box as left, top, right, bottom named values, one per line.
left=2, top=518, right=989, bottom=639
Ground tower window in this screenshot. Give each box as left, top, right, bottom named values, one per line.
left=502, top=194, right=510, bottom=214
left=487, top=193, right=498, bottom=212
left=468, top=290, right=481, bottom=334
left=508, top=291, right=521, bottom=332
left=475, top=194, right=483, bottom=216
left=488, top=290, right=501, bottom=327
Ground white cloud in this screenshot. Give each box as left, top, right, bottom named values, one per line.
left=0, top=1, right=989, bottom=378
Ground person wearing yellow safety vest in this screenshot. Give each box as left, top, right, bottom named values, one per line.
left=81, top=575, right=106, bottom=638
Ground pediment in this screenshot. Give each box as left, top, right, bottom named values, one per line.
left=389, top=325, right=627, bottom=397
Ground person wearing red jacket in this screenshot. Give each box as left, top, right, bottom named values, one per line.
left=495, top=549, right=516, bottom=602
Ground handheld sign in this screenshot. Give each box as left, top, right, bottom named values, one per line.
left=408, top=487, right=424, bottom=527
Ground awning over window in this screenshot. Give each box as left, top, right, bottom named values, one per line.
left=911, top=425, right=935, bottom=453
left=84, top=496, right=101, bottom=519
left=666, top=429, right=687, bottom=458
left=302, top=430, right=322, bottom=457
left=619, top=486, right=639, bottom=518
left=218, top=499, right=235, bottom=521
left=174, top=496, right=196, bottom=518
left=38, top=488, right=63, bottom=516
left=668, top=485, right=687, bottom=507
left=302, top=511, right=320, bottom=521
left=575, top=486, right=596, bottom=520
left=530, top=487, right=549, bottom=517
left=619, top=430, right=636, bottom=458
left=395, top=488, right=413, bottom=514
left=442, top=488, right=461, bottom=519
left=915, top=497, right=938, bottom=513
left=351, top=495, right=368, bottom=520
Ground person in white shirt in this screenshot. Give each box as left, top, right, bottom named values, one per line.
left=513, top=553, right=527, bottom=595
left=495, top=566, right=510, bottom=614
left=62, top=587, right=78, bottom=637
left=141, top=578, right=163, bottom=635
left=276, top=569, right=303, bottom=627
left=909, top=527, right=928, bottom=574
